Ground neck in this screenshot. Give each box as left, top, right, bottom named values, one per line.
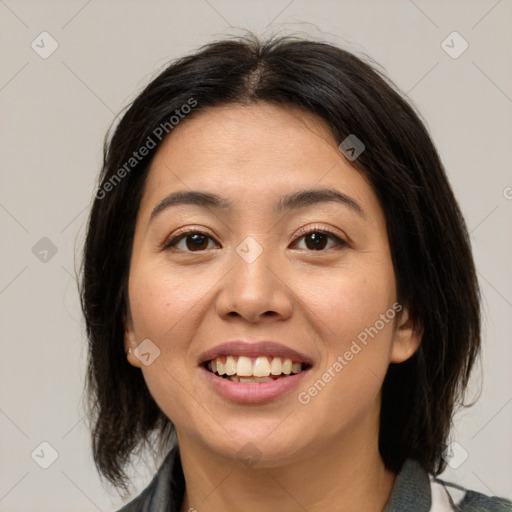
left=177, top=428, right=395, bottom=512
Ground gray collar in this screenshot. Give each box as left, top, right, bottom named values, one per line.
left=383, top=458, right=431, bottom=512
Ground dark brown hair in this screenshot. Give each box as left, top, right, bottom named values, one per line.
left=80, top=33, right=480, bottom=494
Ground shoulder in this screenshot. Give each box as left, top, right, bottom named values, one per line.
left=116, top=485, right=152, bottom=512
left=432, top=476, right=512, bottom=512
left=114, top=446, right=185, bottom=512
left=384, top=459, right=511, bottom=512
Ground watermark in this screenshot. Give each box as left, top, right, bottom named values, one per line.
left=236, top=442, right=263, bottom=468
left=339, top=134, right=365, bottom=161
left=441, top=31, right=469, bottom=60
left=31, top=441, right=59, bottom=469
left=503, top=186, right=512, bottom=200
left=32, top=237, right=58, bottom=263
left=444, top=441, right=469, bottom=469
left=133, top=338, right=161, bottom=366
left=31, top=31, right=59, bottom=59
left=95, top=97, right=197, bottom=199
left=298, top=302, right=402, bottom=405
left=236, top=236, right=264, bottom=264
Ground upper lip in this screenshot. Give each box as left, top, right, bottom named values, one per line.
left=199, top=341, right=314, bottom=366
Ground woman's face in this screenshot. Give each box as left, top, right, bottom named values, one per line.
left=125, top=102, right=420, bottom=466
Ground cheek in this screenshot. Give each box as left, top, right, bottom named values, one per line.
left=296, top=259, right=397, bottom=413
left=295, top=304, right=398, bottom=443
left=127, top=260, right=223, bottom=419
left=308, top=256, right=397, bottom=348
left=128, top=259, right=214, bottom=348
left=126, top=266, right=202, bottom=428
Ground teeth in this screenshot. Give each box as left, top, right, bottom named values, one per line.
left=227, top=376, right=275, bottom=383
left=291, top=362, right=302, bottom=374
left=208, top=355, right=306, bottom=378
left=217, top=358, right=226, bottom=375
left=253, top=357, right=270, bottom=377
left=237, top=356, right=253, bottom=376
left=270, top=357, right=282, bottom=375
left=225, top=356, right=237, bottom=375
left=239, top=376, right=274, bottom=383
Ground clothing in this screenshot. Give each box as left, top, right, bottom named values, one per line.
left=116, top=446, right=512, bottom=511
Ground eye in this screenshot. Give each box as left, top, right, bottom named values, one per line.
left=292, top=227, right=347, bottom=251
left=162, top=227, right=347, bottom=253
left=163, top=230, right=219, bottom=252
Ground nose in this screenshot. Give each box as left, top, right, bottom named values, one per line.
left=215, top=242, right=294, bottom=323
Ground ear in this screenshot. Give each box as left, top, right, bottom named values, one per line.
left=390, top=306, right=422, bottom=363
left=124, top=311, right=142, bottom=369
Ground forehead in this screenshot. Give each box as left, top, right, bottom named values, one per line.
left=153, top=102, right=337, bottom=167
left=139, top=102, right=377, bottom=218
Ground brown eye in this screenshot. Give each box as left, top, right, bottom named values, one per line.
left=304, top=232, right=329, bottom=250
left=164, top=231, right=218, bottom=252
left=293, top=229, right=347, bottom=251
left=163, top=228, right=346, bottom=253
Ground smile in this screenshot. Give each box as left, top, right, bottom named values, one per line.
left=205, top=355, right=309, bottom=383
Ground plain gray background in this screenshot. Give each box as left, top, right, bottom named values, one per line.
left=1, top=1, right=511, bottom=510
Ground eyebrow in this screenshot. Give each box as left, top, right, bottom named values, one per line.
left=149, top=187, right=364, bottom=222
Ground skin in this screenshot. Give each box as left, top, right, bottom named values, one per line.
left=124, top=102, right=422, bottom=512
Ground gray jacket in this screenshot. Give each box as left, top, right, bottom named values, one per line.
left=116, top=447, right=512, bottom=511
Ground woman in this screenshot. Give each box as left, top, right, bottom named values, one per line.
left=80, top=34, right=512, bottom=511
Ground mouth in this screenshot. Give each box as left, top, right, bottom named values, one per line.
left=203, top=355, right=312, bottom=383
left=198, top=340, right=314, bottom=403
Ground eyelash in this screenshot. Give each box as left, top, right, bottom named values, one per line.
left=162, top=226, right=347, bottom=253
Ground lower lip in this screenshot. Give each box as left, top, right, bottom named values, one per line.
left=199, top=366, right=310, bottom=404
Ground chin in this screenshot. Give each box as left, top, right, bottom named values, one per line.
left=194, top=426, right=312, bottom=469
